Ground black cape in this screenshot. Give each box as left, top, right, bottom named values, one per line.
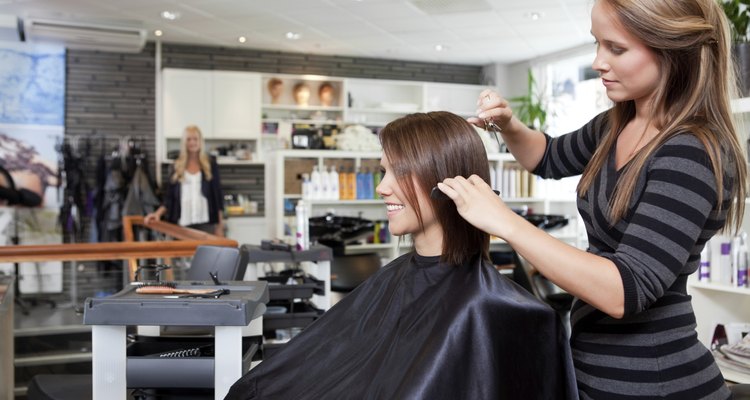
left=226, top=252, right=578, bottom=400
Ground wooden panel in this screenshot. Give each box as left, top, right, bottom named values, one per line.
left=283, top=158, right=317, bottom=195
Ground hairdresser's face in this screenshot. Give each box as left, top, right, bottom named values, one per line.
left=184, top=129, right=201, bottom=155
left=591, top=0, right=660, bottom=108
left=376, top=154, right=442, bottom=255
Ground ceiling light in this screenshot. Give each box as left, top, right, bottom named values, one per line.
left=435, top=44, right=448, bottom=52
left=238, top=36, right=247, bottom=43
left=525, top=11, right=543, bottom=21
left=285, top=32, right=301, bottom=40
left=161, top=10, right=181, bottom=20
left=154, top=29, right=163, bottom=37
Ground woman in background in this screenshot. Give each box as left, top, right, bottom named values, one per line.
left=145, top=125, right=224, bottom=236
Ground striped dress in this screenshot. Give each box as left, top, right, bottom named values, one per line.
left=534, top=112, right=732, bottom=399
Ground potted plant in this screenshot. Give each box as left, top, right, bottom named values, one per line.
left=721, top=0, right=750, bottom=96
left=509, top=69, right=548, bottom=130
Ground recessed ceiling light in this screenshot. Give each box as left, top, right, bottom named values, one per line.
left=434, top=44, right=448, bottom=52
left=238, top=36, right=247, bottom=43
left=285, top=32, right=301, bottom=40
left=525, top=11, right=543, bottom=21
left=161, top=10, right=181, bottom=20
left=154, top=29, right=163, bottom=37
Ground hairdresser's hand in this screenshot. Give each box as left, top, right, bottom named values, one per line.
left=437, top=175, right=517, bottom=239
left=466, top=89, right=514, bottom=133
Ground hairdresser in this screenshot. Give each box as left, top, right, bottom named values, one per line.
left=438, top=0, right=743, bottom=397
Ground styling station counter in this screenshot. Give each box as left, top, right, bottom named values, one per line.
left=83, top=280, right=269, bottom=400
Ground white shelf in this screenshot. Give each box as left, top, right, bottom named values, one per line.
left=487, top=153, right=516, bottom=162
left=263, top=104, right=344, bottom=112
left=719, top=365, right=750, bottom=384
left=504, top=197, right=546, bottom=203
left=689, top=281, right=750, bottom=295
left=309, top=199, right=382, bottom=205
left=161, top=159, right=263, bottom=165
left=344, top=243, right=395, bottom=255
left=262, top=118, right=341, bottom=125
left=276, top=149, right=382, bottom=159
left=731, top=97, right=750, bottom=114
left=347, top=107, right=419, bottom=114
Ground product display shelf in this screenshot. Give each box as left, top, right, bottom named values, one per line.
left=266, top=149, right=397, bottom=260
left=487, top=152, right=584, bottom=249
left=688, top=99, right=750, bottom=349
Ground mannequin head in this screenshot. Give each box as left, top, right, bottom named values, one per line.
left=267, top=78, right=283, bottom=104
left=318, top=82, right=335, bottom=107
left=293, top=82, right=311, bottom=106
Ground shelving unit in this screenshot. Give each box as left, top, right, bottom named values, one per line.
left=266, top=149, right=582, bottom=264
left=487, top=153, right=583, bottom=249
left=265, top=149, right=397, bottom=259
left=686, top=97, right=750, bottom=384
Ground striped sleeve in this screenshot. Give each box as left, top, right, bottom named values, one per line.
left=532, top=111, right=610, bottom=179
left=611, top=134, right=719, bottom=316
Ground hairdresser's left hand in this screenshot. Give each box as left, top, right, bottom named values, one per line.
left=437, top=175, right=517, bottom=239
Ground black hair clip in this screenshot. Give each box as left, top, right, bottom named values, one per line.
left=430, top=186, right=501, bottom=201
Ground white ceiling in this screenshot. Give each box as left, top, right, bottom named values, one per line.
left=0, top=0, right=595, bottom=65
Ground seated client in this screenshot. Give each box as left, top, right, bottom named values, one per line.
left=225, top=111, right=577, bottom=400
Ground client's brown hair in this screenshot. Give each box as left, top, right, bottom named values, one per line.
left=379, top=111, right=490, bottom=266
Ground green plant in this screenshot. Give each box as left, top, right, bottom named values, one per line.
left=721, top=0, right=750, bottom=43
left=509, top=70, right=547, bottom=130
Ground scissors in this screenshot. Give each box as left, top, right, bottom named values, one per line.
left=483, top=94, right=503, bottom=149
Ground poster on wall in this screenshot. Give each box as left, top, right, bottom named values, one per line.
left=0, top=41, right=65, bottom=294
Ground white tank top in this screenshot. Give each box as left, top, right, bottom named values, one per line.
left=179, top=171, right=209, bottom=226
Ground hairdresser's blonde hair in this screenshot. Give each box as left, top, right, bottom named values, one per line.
left=578, top=0, right=746, bottom=233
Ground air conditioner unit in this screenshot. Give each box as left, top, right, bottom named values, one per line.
left=22, top=18, right=146, bottom=53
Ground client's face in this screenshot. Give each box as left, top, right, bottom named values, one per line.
left=377, top=154, right=441, bottom=254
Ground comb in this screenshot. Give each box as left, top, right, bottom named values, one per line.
left=430, top=186, right=501, bottom=200
left=135, top=286, right=220, bottom=295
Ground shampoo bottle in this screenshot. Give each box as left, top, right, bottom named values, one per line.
left=329, top=165, right=340, bottom=200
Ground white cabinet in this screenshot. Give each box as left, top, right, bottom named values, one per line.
left=423, top=83, right=492, bottom=118
left=162, top=68, right=261, bottom=140
left=163, top=69, right=212, bottom=138
left=213, top=71, right=261, bottom=139
left=344, top=78, right=423, bottom=126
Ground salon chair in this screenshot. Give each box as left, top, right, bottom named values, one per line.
left=26, top=245, right=249, bottom=400
left=511, top=251, right=574, bottom=316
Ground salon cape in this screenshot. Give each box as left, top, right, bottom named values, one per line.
left=225, top=252, right=578, bottom=400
